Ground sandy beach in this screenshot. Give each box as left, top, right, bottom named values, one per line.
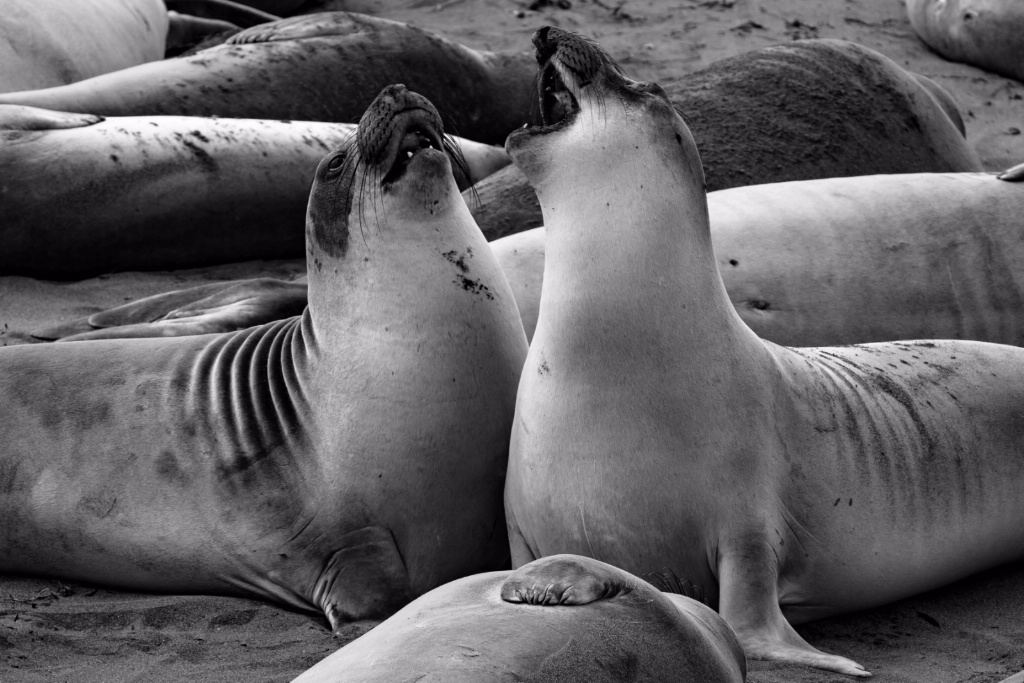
left=2, top=0, right=1023, bottom=680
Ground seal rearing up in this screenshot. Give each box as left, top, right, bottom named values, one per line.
left=0, top=85, right=527, bottom=629
left=504, top=27, right=1024, bottom=677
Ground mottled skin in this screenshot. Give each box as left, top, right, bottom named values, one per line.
left=292, top=555, right=745, bottom=683
left=0, top=105, right=509, bottom=279
left=908, top=0, right=1024, bottom=82
left=0, top=13, right=535, bottom=146
left=504, top=27, right=1024, bottom=677
left=0, top=0, right=168, bottom=93
left=0, top=86, right=527, bottom=628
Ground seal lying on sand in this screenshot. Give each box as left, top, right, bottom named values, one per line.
left=907, top=0, right=1024, bottom=83
left=468, top=38, right=983, bottom=239
left=0, top=86, right=527, bottom=628
left=0, top=105, right=509, bottom=279
left=504, top=26, right=1024, bottom=677
left=0, top=13, right=535, bottom=146
left=0, top=0, right=168, bottom=93
left=55, top=168, right=1024, bottom=348
left=292, top=554, right=745, bottom=683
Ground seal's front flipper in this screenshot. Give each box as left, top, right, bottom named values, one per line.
left=718, top=541, right=871, bottom=678
left=501, top=554, right=631, bottom=606
left=0, top=105, right=102, bottom=130
left=32, top=279, right=309, bottom=342
left=997, top=162, right=1024, bottom=182
left=312, top=527, right=414, bottom=631
left=227, top=13, right=378, bottom=45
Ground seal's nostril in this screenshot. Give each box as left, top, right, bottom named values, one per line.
left=535, top=26, right=551, bottom=49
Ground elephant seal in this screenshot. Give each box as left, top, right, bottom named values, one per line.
left=292, top=555, right=745, bottom=683
left=54, top=168, right=1024, bottom=348
left=468, top=38, right=983, bottom=240
left=908, top=0, right=1024, bottom=83
left=0, top=13, right=535, bottom=146
left=0, top=0, right=168, bottom=93
left=0, top=105, right=509, bottom=279
left=0, top=85, right=527, bottom=628
left=504, top=26, right=1024, bottom=677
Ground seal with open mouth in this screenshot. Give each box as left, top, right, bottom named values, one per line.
left=292, top=554, right=745, bottom=683
left=0, top=85, right=527, bottom=629
left=504, top=26, right=1024, bottom=678
left=0, top=13, right=534, bottom=146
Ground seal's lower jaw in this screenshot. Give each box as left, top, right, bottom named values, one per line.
left=387, top=147, right=454, bottom=199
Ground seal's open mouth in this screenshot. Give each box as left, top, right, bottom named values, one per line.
left=538, top=59, right=580, bottom=128
left=382, top=109, right=445, bottom=185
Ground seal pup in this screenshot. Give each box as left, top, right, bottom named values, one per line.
left=468, top=38, right=983, bottom=240
left=0, top=105, right=509, bottom=279
left=292, top=554, right=745, bottom=683
left=0, top=0, right=168, bottom=93
left=0, top=13, right=535, bottom=146
left=907, top=0, right=1024, bottom=83
left=52, top=168, right=1024, bottom=347
left=504, top=26, right=1024, bottom=677
left=0, top=85, right=527, bottom=628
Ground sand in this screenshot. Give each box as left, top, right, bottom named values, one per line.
left=2, top=0, right=1023, bottom=681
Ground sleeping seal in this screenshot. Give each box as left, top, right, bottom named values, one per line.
left=0, top=105, right=509, bottom=279
left=0, top=13, right=535, bottom=145
left=0, top=85, right=527, bottom=628
left=504, top=26, right=1024, bottom=677
left=292, top=555, right=745, bottom=683
left=907, top=0, right=1024, bottom=82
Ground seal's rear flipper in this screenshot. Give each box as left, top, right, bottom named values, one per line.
left=718, top=542, right=871, bottom=678
left=500, top=554, right=632, bottom=606
left=0, top=105, right=102, bottom=130
left=997, top=162, right=1024, bottom=182
left=312, top=527, right=414, bottom=631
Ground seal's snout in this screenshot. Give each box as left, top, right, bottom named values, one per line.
left=355, top=85, right=448, bottom=186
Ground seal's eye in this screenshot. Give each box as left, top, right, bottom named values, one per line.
left=327, top=155, right=345, bottom=171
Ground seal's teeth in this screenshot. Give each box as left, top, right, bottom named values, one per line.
left=406, top=151, right=414, bottom=159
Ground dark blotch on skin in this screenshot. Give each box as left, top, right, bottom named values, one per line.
left=156, top=450, right=189, bottom=485
left=308, top=153, right=355, bottom=259
left=443, top=249, right=470, bottom=273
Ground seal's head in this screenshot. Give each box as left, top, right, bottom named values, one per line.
left=506, top=26, right=705, bottom=211
left=306, top=84, right=473, bottom=263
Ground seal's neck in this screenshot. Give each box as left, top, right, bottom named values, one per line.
left=304, top=183, right=490, bottom=346
left=533, top=134, right=760, bottom=383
